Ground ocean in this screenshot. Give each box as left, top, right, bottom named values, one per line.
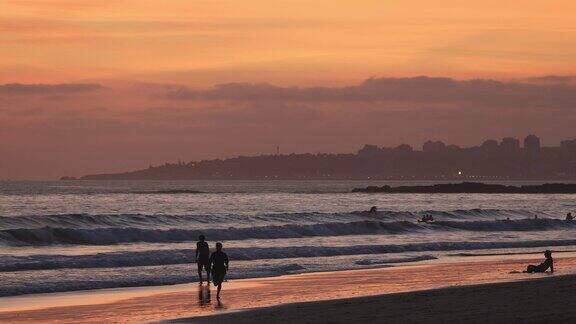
left=1, top=180, right=575, bottom=297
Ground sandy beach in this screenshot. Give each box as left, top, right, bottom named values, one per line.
left=1, top=254, right=575, bottom=323
left=185, top=274, right=576, bottom=324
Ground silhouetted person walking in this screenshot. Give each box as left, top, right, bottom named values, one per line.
left=525, top=250, right=554, bottom=273
left=210, top=242, right=229, bottom=301
left=196, top=235, right=210, bottom=284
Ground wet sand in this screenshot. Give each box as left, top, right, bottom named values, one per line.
left=185, top=274, right=576, bottom=324
left=1, top=255, right=575, bottom=323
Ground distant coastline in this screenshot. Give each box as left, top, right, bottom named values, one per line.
left=65, top=134, right=576, bottom=181
left=352, top=182, right=576, bottom=193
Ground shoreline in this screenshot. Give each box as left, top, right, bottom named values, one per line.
left=1, top=254, right=575, bottom=323
left=183, top=274, right=576, bottom=324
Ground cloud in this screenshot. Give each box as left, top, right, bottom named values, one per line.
left=523, top=75, right=576, bottom=85
left=0, top=83, right=103, bottom=96
left=167, top=76, right=576, bottom=109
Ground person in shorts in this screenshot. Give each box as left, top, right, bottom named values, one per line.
left=195, top=235, right=210, bottom=284
left=210, top=242, right=229, bottom=300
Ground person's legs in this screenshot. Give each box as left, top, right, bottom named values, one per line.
left=206, top=267, right=211, bottom=285
left=212, top=273, right=223, bottom=299
left=197, top=263, right=204, bottom=284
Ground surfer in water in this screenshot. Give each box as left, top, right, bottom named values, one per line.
left=210, top=242, right=229, bottom=301
left=524, top=250, right=554, bottom=273
left=418, top=214, right=434, bottom=223
left=566, top=212, right=573, bottom=221
left=195, top=235, right=211, bottom=285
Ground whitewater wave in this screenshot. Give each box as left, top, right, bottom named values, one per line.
left=0, top=217, right=573, bottom=246
left=355, top=255, right=437, bottom=265
left=132, top=189, right=203, bottom=194
left=0, top=208, right=539, bottom=230
left=449, top=249, right=576, bottom=257
left=0, top=221, right=420, bottom=245
left=0, top=253, right=441, bottom=297
left=3, top=239, right=576, bottom=272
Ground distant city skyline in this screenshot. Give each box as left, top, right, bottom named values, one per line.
left=75, top=133, right=576, bottom=181
left=3, top=123, right=576, bottom=180
left=363, top=134, right=546, bottom=153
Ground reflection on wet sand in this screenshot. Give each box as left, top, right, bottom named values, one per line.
left=198, top=286, right=211, bottom=307
left=198, top=285, right=226, bottom=311
left=3, top=255, right=576, bottom=323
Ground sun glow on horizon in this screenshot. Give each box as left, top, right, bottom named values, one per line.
left=0, top=0, right=575, bottom=84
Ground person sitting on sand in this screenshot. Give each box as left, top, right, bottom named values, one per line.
left=210, top=242, right=229, bottom=301
left=525, top=250, right=554, bottom=273
left=566, top=212, right=574, bottom=221
left=196, top=235, right=211, bottom=285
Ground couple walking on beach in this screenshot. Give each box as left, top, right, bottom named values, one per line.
left=196, top=235, right=229, bottom=300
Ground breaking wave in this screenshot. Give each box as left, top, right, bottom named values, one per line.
left=0, top=211, right=576, bottom=246
left=0, top=208, right=539, bottom=230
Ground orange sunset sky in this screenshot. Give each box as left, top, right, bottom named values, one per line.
left=1, top=0, right=576, bottom=179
